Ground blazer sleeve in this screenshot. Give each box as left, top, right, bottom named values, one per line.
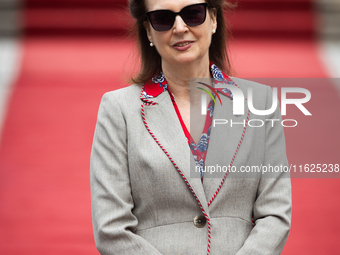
left=90, top=92, right=163, bottom=255
left=236, top=85, right=292, bottom=255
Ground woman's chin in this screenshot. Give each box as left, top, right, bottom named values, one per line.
left=171, top=54, right=203, bottom=66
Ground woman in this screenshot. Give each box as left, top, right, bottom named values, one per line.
left=90, top=0, right=292, bottom=254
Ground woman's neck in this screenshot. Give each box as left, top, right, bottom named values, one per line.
left=161, top=60, right=212, bottom=104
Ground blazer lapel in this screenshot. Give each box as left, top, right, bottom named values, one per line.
left=203, top=90, right=250, bottom=206
left=141, top=91, right=210, bottom=215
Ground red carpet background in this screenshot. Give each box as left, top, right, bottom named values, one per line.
left=0, top=0, right=339, bottom=254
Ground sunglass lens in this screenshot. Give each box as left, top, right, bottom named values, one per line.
left=181, top=4, right=206, bottom=26
left=149, top=10, right=175, bottom=31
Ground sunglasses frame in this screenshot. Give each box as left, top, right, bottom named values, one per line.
left=145, top=3, right=209, bottom=32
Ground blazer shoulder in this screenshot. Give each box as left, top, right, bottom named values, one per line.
left=97, top=84, right=143, bottom=120
left=103, top=84, right=143, bottom=102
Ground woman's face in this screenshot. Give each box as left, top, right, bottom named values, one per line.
left=145, top=0, right=217, bottom=68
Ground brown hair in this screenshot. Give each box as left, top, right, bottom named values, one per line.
left=129, top=0, right=235, bottom=84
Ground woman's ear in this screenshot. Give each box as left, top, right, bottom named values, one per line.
left=210, top=7, right=217, bottom=32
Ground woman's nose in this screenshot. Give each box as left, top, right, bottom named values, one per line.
left=172, top=15, right=188, bottom=34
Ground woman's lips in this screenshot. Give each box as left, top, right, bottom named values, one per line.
left=172, top=41, right=194, bottom=51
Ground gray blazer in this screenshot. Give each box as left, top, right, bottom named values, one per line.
left=90, top=78, right=292, bottom=255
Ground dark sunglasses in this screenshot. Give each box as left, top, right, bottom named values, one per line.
left=145, top=3, right=208, bottom=32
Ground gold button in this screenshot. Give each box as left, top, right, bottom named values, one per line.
left=194, top=215, right=206, bottom=228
